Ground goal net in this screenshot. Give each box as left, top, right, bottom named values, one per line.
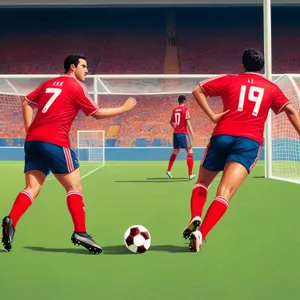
left=77, top=130, right=105, bottom=166
left=2, top=74, right=300, bottom=185
left=266, top=74, right=300, bottom=183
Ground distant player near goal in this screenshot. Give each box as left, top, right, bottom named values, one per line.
left=166, top=95, right=196, bottom=180
left=1, top=54, right=137, bottom=254
left=182, top=48, right=300, bottom=252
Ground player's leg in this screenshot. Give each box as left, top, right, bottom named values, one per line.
left=196, top=137, right=261, bottom=250
left=50, top=145, right=102, bottom=254
left=183, top=166, right=219, bottom=239
left=2, top=171, right=46, bottom=252
left=183, top=140, right=222, bottom=239
left=167, top=134, right=180, bottom=178
left=186, top=138, right=195, bottom=180
left=187, top=135, right=236, bottom=252
left=8, top=170, right=47, bottom=227
left=2, top=142, right=48, bottom=252
left=197, top=162, right=248, bottom=244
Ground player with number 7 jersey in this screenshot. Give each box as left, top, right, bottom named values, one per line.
left=25, top=75, right=99, bottom=148
left=1, top=54, right=137, bottom=255
left=182, top=48, right=300, bottom=253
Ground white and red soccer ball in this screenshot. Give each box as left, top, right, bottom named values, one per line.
left=124, top=225, right=151, bottom=253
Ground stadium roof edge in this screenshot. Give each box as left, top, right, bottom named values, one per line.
left=0, top=0, right=300, bottom=7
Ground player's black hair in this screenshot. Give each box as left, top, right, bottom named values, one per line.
left=242, top=48, right=264, bottom=72
left=64, top=54, right=86, bottom=73
left=178, top=95, right=186, bottom=104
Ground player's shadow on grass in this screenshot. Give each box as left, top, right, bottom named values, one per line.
left=252, top=176, right=265, bottom=179
left=103, top=244, right=189, bottom=255
left=24, top=246, right=92, bottom=255
left=0, top=249, right=6, bottom=253
left=115, top=178, right=189, bottom=183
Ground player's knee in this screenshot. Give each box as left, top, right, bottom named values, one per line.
left=65, top=183, right=83, bottom=194
left=173, top=149, right=180, bottom=155
left=24, top=186, right=42, bottom=199
left=216, top=184, right=234, bottom=201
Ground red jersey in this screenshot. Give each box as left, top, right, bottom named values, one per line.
left=170, top=105, right=191, bottom=134
left=200, top=73, right=289, bottom=145
left=25, top=74, right=99, bottom=148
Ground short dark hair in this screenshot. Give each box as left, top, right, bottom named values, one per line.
left=242, top=48, right=264, bottom=72
left=178, top=95, right=186, bottom=104
left=64, top=54, right=86, bottom=73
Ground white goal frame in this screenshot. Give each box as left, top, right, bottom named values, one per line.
left=77, top=130, right=105, bottom=165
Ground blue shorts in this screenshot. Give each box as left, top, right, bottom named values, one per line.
left=173, top=133, right=191, bottom=149
left=201, top=135, right=261, bottom=173
left=24, top=141, right=80, bottom=176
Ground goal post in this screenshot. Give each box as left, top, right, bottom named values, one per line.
left=77, top=130, right=105, bottom=166
left=265, top=74, right=300, bottom=183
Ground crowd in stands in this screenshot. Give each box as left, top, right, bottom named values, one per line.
left=0, top=7, right=299, bottom=75
left=0, top=7, right=299, bottom=146
left=0, top=92, right=230, bottom=147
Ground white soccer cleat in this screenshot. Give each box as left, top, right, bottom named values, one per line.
left=182, top=216, right=202, bottom=239
left=166, top=171, right=172, bottom=179
left=189, top=174, right=196, bottom=180
left=189, top=230, right=203, bottom=252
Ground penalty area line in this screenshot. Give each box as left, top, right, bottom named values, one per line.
left=46, top=165, right=105, bottom=181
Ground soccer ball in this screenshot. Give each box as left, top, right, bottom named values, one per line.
left=124, top=225, right=151, bottom=253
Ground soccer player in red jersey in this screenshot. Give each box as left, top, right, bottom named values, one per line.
left=1, top=54, right=137, bottom=254
left=182, top=48, right=300, bottom=252
left=166, top=95, right=196, bottom=180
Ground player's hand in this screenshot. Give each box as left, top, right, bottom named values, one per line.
left=123, top=97, right=137, bottom=111
left=210, top=110, right=229, bottom=123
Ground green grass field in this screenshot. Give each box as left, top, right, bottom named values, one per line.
left=0, top=160, right=300, bottom=300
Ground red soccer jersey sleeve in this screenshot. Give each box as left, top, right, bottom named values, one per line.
left=271, top=86, right=290, bottom=114
left=200, top=75, right=229, bottom=98
left=74, top=82, right=99, bottom=116
left=26, top=83, right=44, bottom=105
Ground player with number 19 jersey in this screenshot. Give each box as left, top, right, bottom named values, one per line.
left=200, top=73, right=289, bottom=145
left=25, top=74, right=99, bottom=149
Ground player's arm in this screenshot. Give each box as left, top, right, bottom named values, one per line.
left=22, top=99, right=36, bottom=133
left=192, top=85, right=228, bottom=123
left=169, top=111, right=176, bottom=129
left=23, top=84, right=42, bottom=133
left=282, top=103, right=300, bottom=135
left=169, top=120, right=175, bottom=129
left=92, top=97, right=137, bottom=120
left=186, top=119, right=195, bottom=140
left=185, top=110, right=195, bottom=139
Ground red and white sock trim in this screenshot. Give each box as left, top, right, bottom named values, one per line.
left=67, top=191, right=83, bottom=197
left=193, top=183, right=208, bottom=191
left=215, top=196, right=229, bottom=207
left=20, top=190, right=34, bottom=202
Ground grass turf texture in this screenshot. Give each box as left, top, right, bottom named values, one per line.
left=0, top=161, right=299, bottom=300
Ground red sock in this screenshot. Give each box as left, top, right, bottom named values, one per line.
left=190, top=183, right=208, bottom=219
left=67, top=191, right=86, bottom=232
left=200, top=196, right=229, bottom=240
left=9, top=190, right=34, bottom=228
left=167, top=153, right=177, bottom=172
left=187, top=153, right=194, bottom=176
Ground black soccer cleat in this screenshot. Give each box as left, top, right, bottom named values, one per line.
left=182, top=216, right=202, bottom=239
left=2, top=216, right=15, bottom=252
left=71, top=232, right=103, bottom=255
